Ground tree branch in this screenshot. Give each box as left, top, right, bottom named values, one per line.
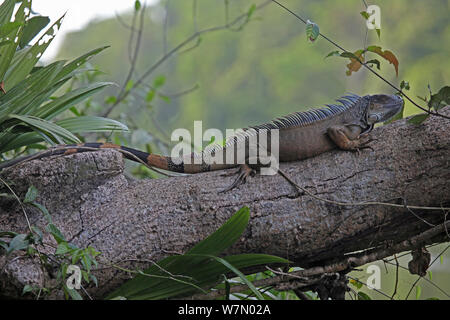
left=0, top=107, right=449, bottom=299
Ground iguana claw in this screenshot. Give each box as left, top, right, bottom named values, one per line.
left=356, top=136, right=377, bottom=153
left=219, top=164, right=255, bottom=193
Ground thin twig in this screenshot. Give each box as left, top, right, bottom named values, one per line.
left=127, top=9, right=138, bottom=64
left=270, top=0, right=450, bottom=120
left=277, top=168, right=450, bottom=211
left=103, top=0, right=272, bottom=117
left=347, top=275, right=392, bottom=299
left=163, top=0, right=169, bottom=55
left=190, top=221, right=449, bottom=300
left=382, top=258, right=449, bottom=299
left=391, top=254, right=399, bottom=300
left=405, top=244, right=450, bottom=299
left=115, top=12, right=137, bottom=31
left=103, top=4, right=146, bottom=117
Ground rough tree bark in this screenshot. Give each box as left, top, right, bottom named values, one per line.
left=0, top=107, right=449, bottom=299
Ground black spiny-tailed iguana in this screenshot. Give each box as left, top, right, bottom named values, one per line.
left=0, top=93, right=403, bottom=190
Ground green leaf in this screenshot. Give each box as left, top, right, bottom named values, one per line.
left=23, top=185, right=38, bottom=203
left=349, top=278, right=363, bottom=289
left=416, top=286, right=422, bottom=300
left=31, top=202, right=53, bottom=223
left=113, top=253, right=288, bottom=300
left=30, top=226, right=43, bottom=244
left=125, top=80, right=134, bottom=92
left=22, top=285, right=34, bottom=295
left=340, top=51, right=360, bottom=60
left=428, top=86, right=450, bottom=111
left=0, top=40, right=12, bottom=48
left=408, top=113, right=429, bottom=125
left=153, top=75, right=165, bottom=89
left=188, top=206, right=249, bottom=255
left=36, top=82, right=113, bottom=119
left=7, top=234, right=29, bottom=254
left=56, top=116, right=129, bottom=133
left=134, top=0, right=141, bottom=11
left=357, top=291, right=371, bottom=300
left=90, top=274, right=98, bottom=287
left=360, top=11, right=370, bottom=20
left=324, top=50, right=340, bottom=59
left=46, top=223, right=66, bottom=244
left=5, top=14, right=65, bottom=90
left=105, top=95, right=117, bottom=104
left=81, top=270, right=89, bottom=283
left=66, top=287, right=83, bottom=300
left=200, top=254, right=264, bottom=300
left=376, top=28, right=381, bottom=39
left=247, top=4, right=256, bottom=19
left=0, top=61, right=67, bottom=122
left=57, top=46, right=110, bottom=80
left=19, top=16, right=50, bottom=48
left=55, top=242, right=71, bottom=255
left=306, top=20, right=319, bottom=42
left=146, top=89, right=155, bottom=102
left=0, top=0, right=15, bottom=27
left=107, top=207, right=289, bottom=300
left=400, top=80, right=410, bottom=91
left=366, top=59, right=381, bottom=70
left=8, top=114, right=81, bottom=144
left=0, top=231, right=18, bottom=238
left=0, top=0, right=29, bottom=82
left=158, top=93, right=171, bottom=103
left=82, top=254, right=92, bottom=273
left=223, top=275, right=230, bottom=300
left=0, top=21, right=23, bottom=38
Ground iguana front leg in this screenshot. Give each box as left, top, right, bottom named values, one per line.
left=219, top=164, right=256, bottom=193
left=327, top=125, right=374, bottom=152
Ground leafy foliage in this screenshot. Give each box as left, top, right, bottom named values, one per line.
left=54, top=1, right=448, bottom=133
left=0, top=183, right=101, bottom=300
left=108, top=207, right=289, bottom=300
left=408, top=85, right=449, bottom=124
left=306, top=20, right=319, bottom=42
left=326, top=46, right=399, bottom=77
left=0, top=0, right=128, bottom=159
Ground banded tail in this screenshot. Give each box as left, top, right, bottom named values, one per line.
left=0, top=142, right=235, bottom=174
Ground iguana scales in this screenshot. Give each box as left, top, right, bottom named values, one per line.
left=0, top=93, right=403, bottom=190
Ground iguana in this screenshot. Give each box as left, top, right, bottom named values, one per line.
left=0, top=93, right=403, bottom=191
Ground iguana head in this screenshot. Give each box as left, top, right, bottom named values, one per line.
left=365, top=94, right=404, bottom=125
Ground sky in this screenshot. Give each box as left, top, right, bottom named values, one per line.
left=30, top=0, right=158, bottom=61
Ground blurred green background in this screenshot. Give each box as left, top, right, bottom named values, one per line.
left=52, top=0, right=448, bottom=299
left=55, top=0, right=449, bottom=134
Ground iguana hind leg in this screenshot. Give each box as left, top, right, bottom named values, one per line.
left=219, top=164, right=256, bottom=193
